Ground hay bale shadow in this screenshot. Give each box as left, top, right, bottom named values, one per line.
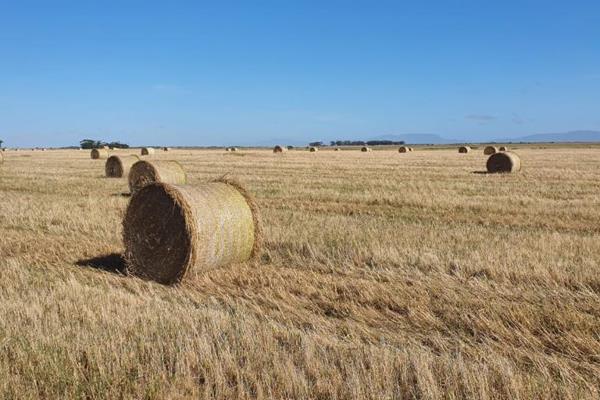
left=110, top=192, right=131, bottom=197
left=472, top=171, right=489, bottom=175
left=76, top=253, right=126, bottom=274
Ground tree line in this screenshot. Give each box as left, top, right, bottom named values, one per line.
left=80, top=139, right=130, bottom=149
left=308, top=140, right=406, bottom=147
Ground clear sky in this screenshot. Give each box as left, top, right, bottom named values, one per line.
left=1, top=1, right=599, bottom=147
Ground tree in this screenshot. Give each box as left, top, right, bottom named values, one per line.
left=309, top=141, right=323, bottom=147
left=0, top=139, right=3, bottom=148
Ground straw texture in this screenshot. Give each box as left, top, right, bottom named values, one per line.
left=128, top=160, right=186, bottom=193
left=123, top=180, right=261, bottom=284
left=486, top=151, right=521, bottom=173
left=105, top=155, right=140, bottom=178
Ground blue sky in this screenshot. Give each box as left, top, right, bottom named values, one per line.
left=1, top=1, right=599, bottom=147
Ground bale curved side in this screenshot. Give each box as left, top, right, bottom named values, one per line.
left=128, top=160, right=187, bottom=193
left=486, top=151, right=521, bottom=173
left=361, top=147, right=372, bottom=152
left=458, top=146, right=471, bottom=153
left=398, top=146, right=408, bottom=153
left=91, top=148, right=109, bottom=159
left=141, top=147, right=155, bottom=156
left=499, top=146, right=508, bottom=151
left=105, top=155, right=140, bottom=178
left=309, top=147, right=318, bottom=152
left=123, top=181, right=261, bottom=284
left=483, top=146, right=498, bottom=155
left=273, top=145, right=287, bottom=153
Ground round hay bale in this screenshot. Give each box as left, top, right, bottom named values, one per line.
left=499, top=146, right=508, bottom=151
left=334, top=148, right=341, bottom=151
left=128, top=160, right=187, bottom=193
left=486, top=151, right=521, bottom=173
left=483, top=146, right=498, bottom=155
left=309, top=146, right=318, bottom=152
left=123, top=180, right=262, bottom=284
left=398, top=146, right=409, bottom=153
left=105, top=155, right=140, bottom=178
left=141, top=147, right=155, bottom=156
left=163, top=147, right=171, bottom=152
left=230, top=147, right=238, bottom=152
left=458, top=146, right=471, bottom=153
left=273, top=145, right=288, bottom=153
left=90, top=148, right=109, bottom=159
left=361, top=146, right=372, bottom=152
left=409, top=147, right=414, bottom=152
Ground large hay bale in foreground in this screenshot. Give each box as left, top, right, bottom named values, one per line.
left=105, top=155, right=140, bottom=178
left=90, top=148, right=109, bottom=159
left=128, top=160, right=186, bottom=193
left=398, top=146, right=409, bottom=153
left=273, top=145, right=287, bottom=153
left=309, top=146, right=318, bottom=152
left=361, top=146, right=372, bottom=152
left=486, top=151, right=521, bottom=173
left=141, top=147, right=155, bottom=156
left=458, top=146, right=471, bottom=153
left=123, top=180, right=262, bottom=284
left=483, top=146, right=498, bottom=155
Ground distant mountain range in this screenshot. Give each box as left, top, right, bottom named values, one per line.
left=253, top=130, right=600, bottom=146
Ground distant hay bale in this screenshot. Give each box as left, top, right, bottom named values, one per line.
left=499, top=146, right=508, bottom=151
left=105, top=155, right=140, bottom=178
left=103, top=145, right=110, bottom=150
left=334, top=148, right=341, bottom=151
left=128, top=160, right=187, bottom=194
left=361, top=146, right=372, bottom=152
left=486, top=151, right=521, bottom=173
left=226, top=147, right=238, bottom=152
left=398, top=146, right=409, bottom=153
left=458, top=146, right=471, bottom=153
left=141, top=147, right=155, bottom=156
left=309, top=146, right=318, bottom=152
left=409, top=147, right=414, bottom=152
left=123, top=179, right=262, bottom=284
left=273, top=145, right=287, bottom=153
left=90, top=148, right=109, bottom=159
left=163, top=147, right=171, bottom=152
left=483, top=146, right=498, bottom=155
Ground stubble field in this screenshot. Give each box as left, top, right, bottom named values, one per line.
left=1, top=146, right=599, bottom=399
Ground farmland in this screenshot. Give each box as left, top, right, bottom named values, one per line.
left=1, top=146, right=599, bottom=399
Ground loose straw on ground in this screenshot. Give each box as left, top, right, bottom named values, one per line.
left=128, top=160, right=186, bottom=193
left=123, top=179, right=262, bottom=284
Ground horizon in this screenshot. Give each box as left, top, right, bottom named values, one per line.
left=1, top=2, right=599, bottom=147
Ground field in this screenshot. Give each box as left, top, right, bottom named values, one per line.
left=1, top=146, right=600, bottom=399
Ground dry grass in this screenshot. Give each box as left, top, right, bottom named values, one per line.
left=1, top=146, right=600, bottom=399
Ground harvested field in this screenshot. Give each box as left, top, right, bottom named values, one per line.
left=1, top=146, right=600, bottom=399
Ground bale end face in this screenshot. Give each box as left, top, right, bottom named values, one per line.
left=398, top=146, right=408, bottom=153
left=90, top=148, right=108, bottom=159
left=458, top=146, right=471, bottom=153
left=309, top=147, right=318, bottom=152
left=105, top=155, right=139, bottom=178
left=486, top=151, right=521, bottom=173
left=361, top=147, right=372, bottom=152
left=273, top=145, right=287, bottom=153
left=483, top=146, right=498, bottom=155
left=123, top=181, right=261, bottom=284
left=128, top=160, right=186, bottom=193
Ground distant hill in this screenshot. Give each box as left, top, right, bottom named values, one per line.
left=505, top=130, right=600, bottom=143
